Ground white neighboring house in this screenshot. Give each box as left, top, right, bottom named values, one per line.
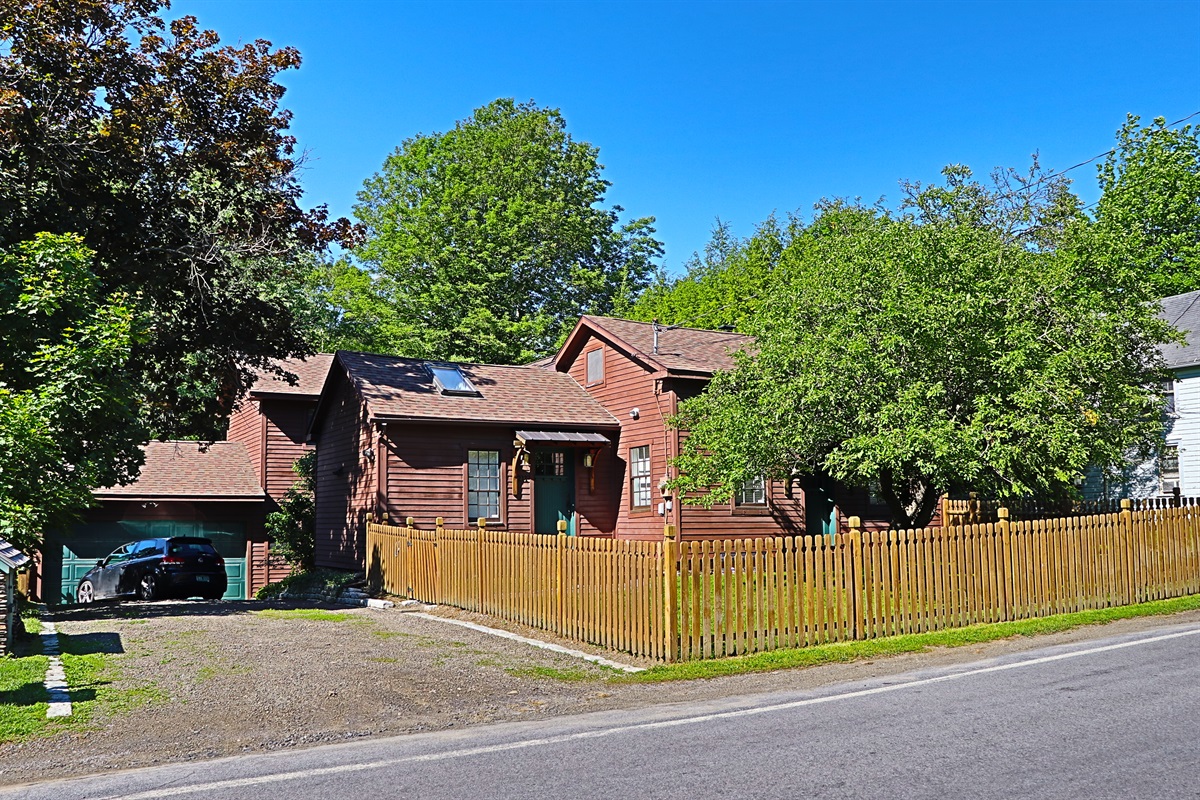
left=1160, top=289, right=1200, bottom=497
left=1084, top=289, right=1200, bottom=501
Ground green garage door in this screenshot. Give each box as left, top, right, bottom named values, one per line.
left=48, top=520, right=246, bottom=606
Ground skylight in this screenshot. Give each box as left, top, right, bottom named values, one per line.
left=427, top=363, right=479, bottom=396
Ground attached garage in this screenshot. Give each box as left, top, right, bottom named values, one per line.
left=36, top=442, right=266, bottom=606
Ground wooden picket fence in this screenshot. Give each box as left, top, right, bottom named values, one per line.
left=941, top=490, right=1194, bottom=526
left=366, top=501, right=1200, bottom=663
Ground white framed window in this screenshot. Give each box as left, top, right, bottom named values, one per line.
left=629, top=445, right=651, bottom=508
left=1163, top=380, right=1177, bottom=417
left=586, top=348, right=604, bottom=385
left=467, top=450, right=501, bottom=521
left=735, top=475, right=766, bottom=506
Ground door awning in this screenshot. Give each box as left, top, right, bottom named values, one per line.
left=515, top=430, right=610, bottom=447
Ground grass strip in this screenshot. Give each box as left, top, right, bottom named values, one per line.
left=620, top=594, right=1200, bottom=683
left=254, top=608, right=356, bottom=622
left=0, top=655, right=50, bottom=741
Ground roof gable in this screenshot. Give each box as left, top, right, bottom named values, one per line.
left=330, top=351, right=620, bottom=428
left=556, top=315, right=753, bottom=377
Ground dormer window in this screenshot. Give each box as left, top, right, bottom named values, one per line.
left=427, top=363, right=479, bottom=396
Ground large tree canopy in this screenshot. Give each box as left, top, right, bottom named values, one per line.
left=344, top=98, right=663, bottom=363
left=672, top=167, right=1176, bottom=528
left=0, top=234, right=145, bottom=551
left=1095, top=114, right=1200, bottom=298
left=1, top=0, right=351, bottom=438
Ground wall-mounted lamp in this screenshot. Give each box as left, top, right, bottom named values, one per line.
left=583, top=452, right=594, bottom=468
left=363, top=447, right=375, bottom=462
left=629, top=407, right=640, bottom=420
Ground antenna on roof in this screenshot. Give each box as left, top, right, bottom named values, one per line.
left=652, top=318, right=683, bottom=355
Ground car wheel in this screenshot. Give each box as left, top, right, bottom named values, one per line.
left=138, top=573, right=158, bottom=601
left=77, top=580, right=95, bottom=604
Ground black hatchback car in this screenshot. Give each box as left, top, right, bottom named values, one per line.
left=76, top=537, right=228, bottom=603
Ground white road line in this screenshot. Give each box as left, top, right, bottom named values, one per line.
left=409, top=612, right=646, bottom=673
left=41, top=621, right=73, bottom=718
left=91, top=624, right=1200, bottom=800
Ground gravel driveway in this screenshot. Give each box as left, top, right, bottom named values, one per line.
left=3, top=600, right=1196, bottom=787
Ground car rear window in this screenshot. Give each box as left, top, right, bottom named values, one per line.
left=168, top=542, right=218, bottom=556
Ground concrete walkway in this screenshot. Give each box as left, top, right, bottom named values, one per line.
left=41, top=621, right=72, bottom=718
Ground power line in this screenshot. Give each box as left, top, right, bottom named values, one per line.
left=993, top=110, right=1200, bottom=204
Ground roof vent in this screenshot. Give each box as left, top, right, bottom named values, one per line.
left=426, top=363, right=480, bottom=396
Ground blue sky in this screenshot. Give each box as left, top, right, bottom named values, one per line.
left=173, top=0, right=1200, bottom=272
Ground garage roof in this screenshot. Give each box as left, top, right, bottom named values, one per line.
left=93, top=441, right=264, bottom=501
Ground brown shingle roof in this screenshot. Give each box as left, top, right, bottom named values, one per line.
left=93, top=441, right=264, bottom=500
left=580, top=316, right=752, bottom=375
left=338, top=352, right=620, bottom=427
left=249, top=354, right=334, bottom=398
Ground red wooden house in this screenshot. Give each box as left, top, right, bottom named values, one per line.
left=311, top=316, right=891, bottom=573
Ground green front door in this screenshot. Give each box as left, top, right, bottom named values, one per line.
left=533, top=450, right=575, bottom=535
left=49, top=520, right=246, bottom=605
left=803, top=474, right=837, bottom=538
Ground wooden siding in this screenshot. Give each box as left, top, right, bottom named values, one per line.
left=226, top=399, right=263, bottom=486
left=314, top=370, right=375, bottom=570
left=248, top=540, right=293, bottom=595
left=261, top=399, right=317, bottom=502
left=227, top=396, right=315, bottom=505
left=561, top=332, right=675, bottom=540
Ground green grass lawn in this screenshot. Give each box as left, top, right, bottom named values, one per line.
left=0, top=654, right=51, bottom=741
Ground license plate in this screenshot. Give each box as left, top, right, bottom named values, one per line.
left=196, top=575, right=210, bottom=583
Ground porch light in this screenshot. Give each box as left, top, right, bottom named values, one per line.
left=583, top=452, right=594, bottom=468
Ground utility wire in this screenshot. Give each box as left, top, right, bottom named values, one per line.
left=992, top=110, right=1200, bottom=203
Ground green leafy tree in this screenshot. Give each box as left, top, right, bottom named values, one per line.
left=265, top=452, right=316, bottom=570
left=0, top=0, right=353, bottom=438
left=630, top=217, right=793, bottom=330
left=1095, top=115, right=1200, bottom=298
left=349, top=98, right=663, bottom=362
left=672, top=167, right=1175, bottom=528
left=0, top=234, right=145, bottom=551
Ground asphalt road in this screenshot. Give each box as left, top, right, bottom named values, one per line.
left=9, top=622, right=1200, bottom=800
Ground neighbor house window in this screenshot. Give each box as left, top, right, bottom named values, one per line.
left=1161, top=445, right=1180, bottom=493
left=1163, top=380, right=1177, bottom=416
left=586, top=348, right=604, bottom=385
left=735, top=475, right=766, bottom=506
left=467, top=450, right=501, bottom=521
left=630, top=445, right=651, bottom=508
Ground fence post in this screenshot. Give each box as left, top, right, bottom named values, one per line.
left=997, top=508, right=1011, bottom=621
left=556, top=527, right=567, bottom=636
left=847, top=516, right=863, bottom=640
left=473, top=518, right=484, bottom=613
left=663, top=523, right=679, bottom=662
left=1120, top=499, right=1134, bottom=603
